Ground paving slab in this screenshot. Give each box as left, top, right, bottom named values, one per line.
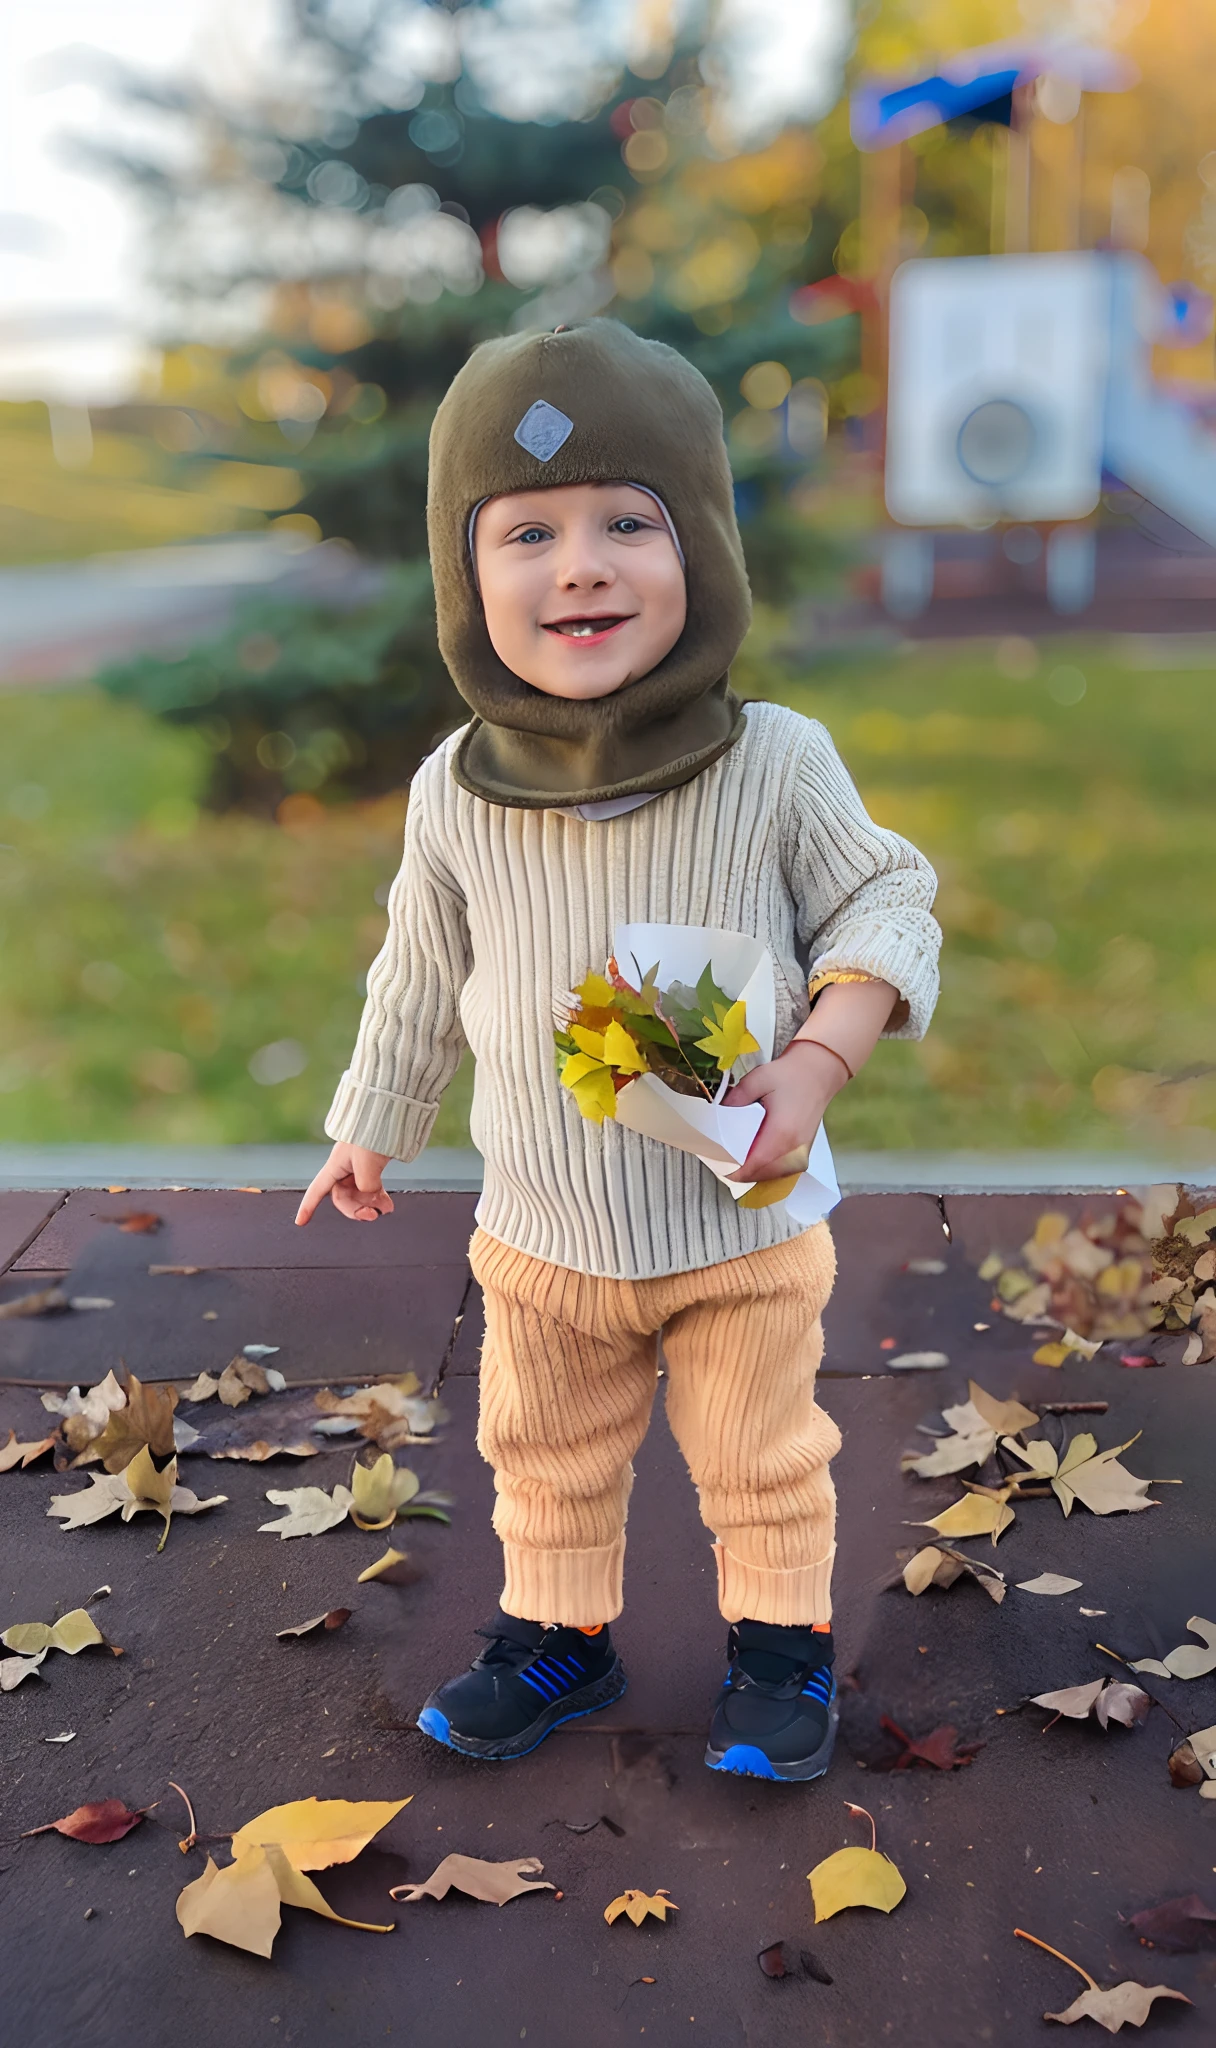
left=0, top=1191, right=66, bottom=1274
left=1, top=1187, right=1213, bottom=2048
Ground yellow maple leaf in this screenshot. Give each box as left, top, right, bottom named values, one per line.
left=573, top=971, right=618, bottom=1011
left=694, top=998, right=759, bottom=1074
left=230, top=1794, right=411, bottom=1871
left=569, top=1024, right=607, bottom=1059
left=602, top=1020, right=647, bottom=1074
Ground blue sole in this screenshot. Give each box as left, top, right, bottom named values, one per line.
left=417, top=1668, right=627, bottom=1761
left=705, top=1705, right=838, bottom=1783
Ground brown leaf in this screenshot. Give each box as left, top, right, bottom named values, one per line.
left=1031, top=1678, right=1151, bottom=1729
left=758, top=1941, right=789, bottom=1977
left=99, top=1210, right=162, bottom=1234
left=79, top=1373, right=178, bottom=1471
left=1167, top=1739, right=1206, bottom=1788
left=209, top=1440, right=318, bottom=1462
left=24, top=1799, right=144, bottom=1843
left=391, top=1855, right=554, bottom=1906
left=879, top=1716, right=984, bottom=1771
left=0, top=1285, right=70, bottom=1321
left=276, top=1609, right=352, bottom=1641
left=1044, top=1981, right=1190, bottom=2029
left=604, top=1888, right=679, bottom=1926
left=902, top=1543, right=1006, bottom=1603
left=0, top=1430, right=56, bottom=1470
left=1126, top=1894, right=1216, bottom=1953
left=182, top=1373, right=220, bottom=1402
left=218, top=1359, right=269, bottom=1406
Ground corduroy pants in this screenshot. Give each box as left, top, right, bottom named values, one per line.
left=468, top=1221, right=841, bottom=1630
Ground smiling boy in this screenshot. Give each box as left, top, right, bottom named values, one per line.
left=297, top=321, right=941, bottom=1782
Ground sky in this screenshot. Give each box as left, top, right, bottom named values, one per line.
left=0, top=0, right=850, bottom=406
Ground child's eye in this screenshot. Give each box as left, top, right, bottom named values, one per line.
left=611, top=517, right=646, bottom=534
left=514, top=527, right=550, bottom=545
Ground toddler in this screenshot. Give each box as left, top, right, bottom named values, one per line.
left=297, top=320, right=940, bottom=1782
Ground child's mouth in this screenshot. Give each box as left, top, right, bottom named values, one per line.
left=543, top=616, right=632, bottom=643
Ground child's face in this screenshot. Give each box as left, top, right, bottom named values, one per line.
left=473, top=482, right=687, bottom=700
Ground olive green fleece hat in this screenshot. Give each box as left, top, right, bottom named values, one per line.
left=427, top=318, right=751, bottom=808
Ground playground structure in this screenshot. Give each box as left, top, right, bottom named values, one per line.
left=849, top=39, right=1216, bottom=620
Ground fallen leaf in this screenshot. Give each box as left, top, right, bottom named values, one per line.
left=177, top=1840, right=393, bottom=1957
left=1031, top=1678, right=1151, bottom=1729
left=901, top=1403, right=995, bottom=1479
left=1131, top=1617, right=1216, bottom=1681
left=0, top=1286, right=70, bottom=1321
left=349, top=1454, right=420, bottom=1530
left=100, top=1210, right=161, bottom=1233
left=258, top=1484, right=354, bottom=1539
left=276, top=1610, right=352, bottom=1641
left=48, top=1454, right=225, bottom=1549
left=1080, top=1608, right=1107, bottom=1617
left=758, top=1941, right=789, bottom=1976
left=2, top=1608, right=116, bottom=1658
left=148, top=1264, right=201, bottom=1276
left=809, top=1803, right=905, bottom=1922
left=901, top=1543, right=1005, bottom=1603
left=218, top=1358, right=267, bottom=1406
left=879, top=1716, right=984, bottom=1770
left=356, top=1547, right=421, bottom=1586
left=85, top=1372, right=178, bottom=1470
left=888, top=1351, right=949, bottom=1370
left=1126, top=1894, right=1216, bottom=1953
left=1172, top=1207, right=1216, bottom=1246
left=242, top=1344, right=280, bottom=1360
left=43, top=1371, right=127, bottom=1448
left=230, top=1794, right=410, bottom=1871
left=967, top=1382, right=1040, bottom=1434
left=1017, top=1575, right=1084, bottom=1596
left=24, top=1798, right=144, bottom=1843
left=1017, top=1926, right=1191, bottom=2033
left=209, top=1439, right=318, bottom=1462
left=394, top=1854, right=554, bottom=1907
left=45, top=1731, right=76, bottom=1743
left=0, top=1430, right=56, bottom=1470
left=913, top=1492, right=1015, bottom=1545
left=0, top=1649, right=46, bottom=1689
left=603, top=1888, right=678, bottom=1926
left=182, top=1373, right=220, bottom=1402
left=905, top=1258, right=947, bottom=1275
left=1004, top=1432, right=1156, bottom=1517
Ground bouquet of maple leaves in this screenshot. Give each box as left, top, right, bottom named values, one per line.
left=554, top=957, right=759, bottom=1126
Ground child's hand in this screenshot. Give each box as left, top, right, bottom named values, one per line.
left=721, top=1041, right=846, bottom=1183
left=295, top=1143, right=395, bottom=1226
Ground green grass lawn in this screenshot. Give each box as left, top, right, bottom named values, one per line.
left=1, top=638, right=1213, bottom=1157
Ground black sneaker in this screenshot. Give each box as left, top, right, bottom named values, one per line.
left=417, top=1610, right=626, bottom=1761
left=705, top=1620, right=837, bottom=1783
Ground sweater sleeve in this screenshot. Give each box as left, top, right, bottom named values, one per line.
left=324, top=746, right=471, bottom=1160
left=783, top=716, right=941, bottom=1040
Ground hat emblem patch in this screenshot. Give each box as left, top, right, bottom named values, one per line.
left=514, top=399, right=573, bottom=461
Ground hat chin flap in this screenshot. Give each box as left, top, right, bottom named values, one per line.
left=427, top=320, right=751, bottom=809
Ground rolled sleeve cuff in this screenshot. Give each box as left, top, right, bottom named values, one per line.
left=323, top=1070, right=440, bottom=1162
left=809, top=922, right=939, bottom=1041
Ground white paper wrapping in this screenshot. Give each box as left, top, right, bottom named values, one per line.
left=606, top=923, right=840, bottom=1228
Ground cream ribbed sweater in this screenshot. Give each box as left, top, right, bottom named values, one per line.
left=325, top=700, right=940, bottom=1279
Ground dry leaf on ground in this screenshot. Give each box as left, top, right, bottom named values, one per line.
left=902, top=1544, right=1006, bottom=1602
left=0, top=1286, right=70, bottom=1321
left=49, top=1448, right=225, bottom=1550
left=0, top=1649, right=47, bottom=1689
left=229, top=1794, right=410, bottom=1870
left=887, top=1351, right=949, bottom=1370
left=99, top=1210, right=161, bottom=1233
left=879, top=1716, right=984, bottom=1770
left=42, top=1372, right=126, bottom=1449
left=208, top=1440, right=318, bottom=1462
left=1167, top=1723, right=1216, bottom=1790
left=2, top=1608, right=119, bottom=1658
left=1126, top=1894, right=1216, bottom=1953
left=276, top=1610, right=351, bottom=1641
left=314, top=1377, right=438, bottom=1450
left=349, top=1454, right=421, bottom=1530
left=177, top=1840, right=394, bottom=1957
left=0, top=1431, right=56, bottom=1470
left=1017, top=1927, right=1190, bottom=2033
left=1031, top=1678, right=1151, bottom=1730
left=902, top=1383, right=1039, bottom=1480
left=23, top=1798, right=144, bottom=1843
left=81, top=1373, right=178, bottom=1471
left=1004, top=1432, right=1156, bottom=1518
left=183, top=1373, right=220, bottom=1402
left=809, top=1804, right=906, bottom=1922
left=218, top=1358, right=271, bottom=1407
left=394, top=1855, right=554, bottom=1907
left=603, top=1888, right=678, bottom=1926
left=1130, top=1617, right=1216, bottom=1681
left=1017, top=1575, right=1084, bottom=1596
left=913, top=1492, right=1015, bottom=1545
left=258, top=1484, right=354, bottom=1539
left=356, top=1547, right=421, bottom=1586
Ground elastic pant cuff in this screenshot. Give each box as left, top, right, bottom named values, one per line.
left=714, top=1540, right=835, bottom=1627
left=501, top=1537, right=625, bottom=1627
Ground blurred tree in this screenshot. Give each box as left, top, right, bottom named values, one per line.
left=92, top=0, right=861, bottom=804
